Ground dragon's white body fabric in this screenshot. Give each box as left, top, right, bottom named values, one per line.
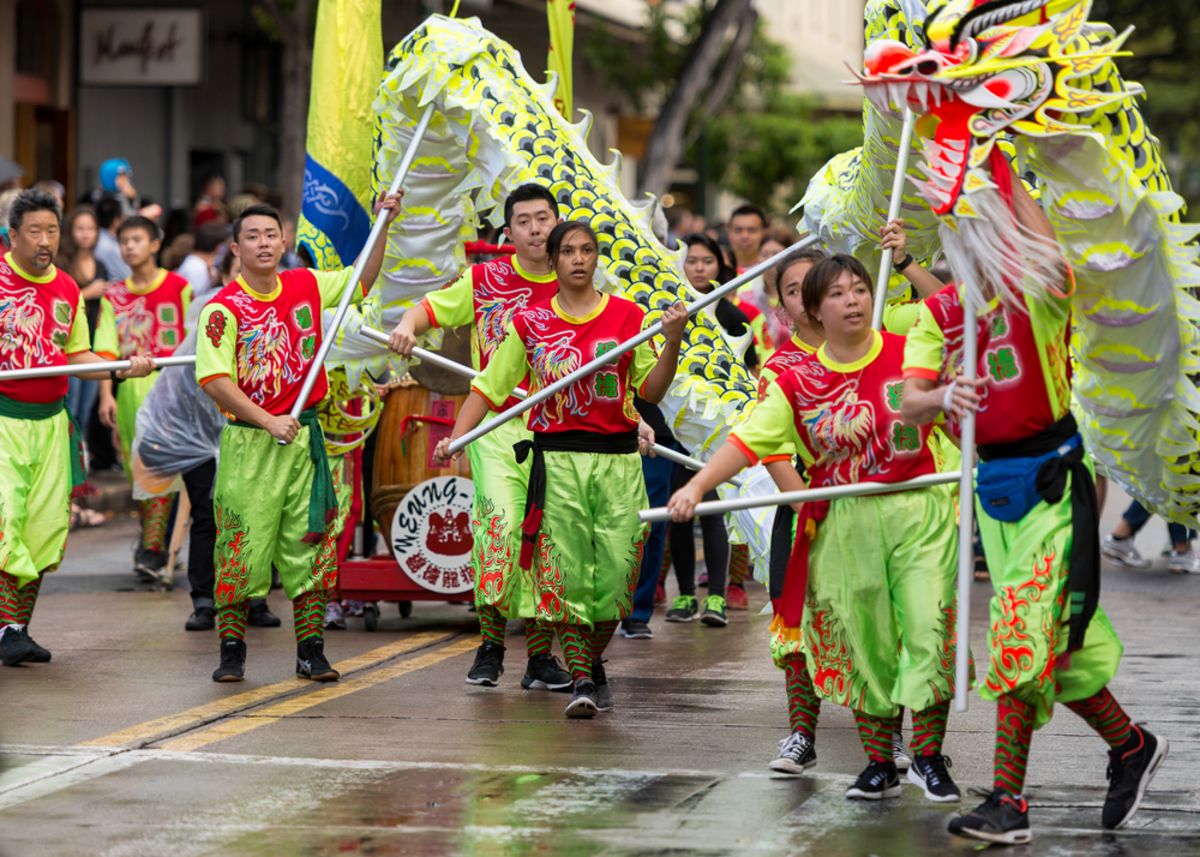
left=802, top=0, right=1200, bottom=525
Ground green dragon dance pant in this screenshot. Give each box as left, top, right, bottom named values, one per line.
left=976, top=466, right=1122, bottom=730
left=531, top=450, right=648, bottom=628
left=468, top=417, right=537, bottom=618
left=116, top=372, right=177, bottom=552
left=212, top=421, right=338, bottom=607
left=800, top=483, right=959, bottom=719
left=0, top=410, right=70, bottom=585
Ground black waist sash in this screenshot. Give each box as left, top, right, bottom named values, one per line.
left=514, top=429, right=639, bottom=570
left=978, top=413, right=1099, bottom=652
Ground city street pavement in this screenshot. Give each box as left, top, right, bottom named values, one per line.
left=1, top=491, right=1198, bottom=856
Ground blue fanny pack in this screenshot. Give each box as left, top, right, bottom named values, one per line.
left=976, top=434, right=1081, bottom=523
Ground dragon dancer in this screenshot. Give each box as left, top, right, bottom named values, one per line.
left=94, top=215, right=192, bottom=581
left=0, top=189, right=154, bottom=667
left=438, top=220, right=687, bottom=719
left=670, top=255, right=965, bottom=803
left=902, top=157, right=1167, bottom=845
left=196, top=194, right=401, bottom=683
left=389, top=183, right=572, bottom=693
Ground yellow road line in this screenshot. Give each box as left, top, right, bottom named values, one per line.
left=157, top=637, right=479, bottom=752
left=79, top=632, right=457, bottom=749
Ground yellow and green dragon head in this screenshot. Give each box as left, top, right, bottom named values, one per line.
left=858, top=0, right=1136, bottom=218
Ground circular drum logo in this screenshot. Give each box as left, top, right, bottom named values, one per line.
left=390, top=476, right=475, bottom=594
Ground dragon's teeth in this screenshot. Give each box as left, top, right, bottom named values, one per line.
left=913, top=81, right=928, bottom=109
left=887, top=82, right=904, bottom=109
left=943, top=138, right=967, bottom=152
left=930, top=84, right=943, bottom=107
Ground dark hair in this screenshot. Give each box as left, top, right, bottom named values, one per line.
left=547, top=220, right=597, bottom=263
left=219, top=246, right=238, bottom=280
left=232, top=203, right=283, bottom=242
left=95, top=194, right=124, bottom=230
left=56, top=206, right=100, bottom=275
left=194, top=222, right=231, bottom=254
left=681, top=232, right=735, bottom=286
left=728, top=203, right=767, bottom=228
left=774, top=248, right=830, bottom=301
left=117, top=214, right=161, bottom=242
left=802, top=254, right=873, bottom=324
left=504, top=183, right=558, bottom=227
left=9, top=189, right=62, bottom=232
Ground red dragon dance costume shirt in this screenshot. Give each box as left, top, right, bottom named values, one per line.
left=0, top=252, right=89, bottom=404
left=195, top=267, right=355, bottom=416
left=472, top=292, right=658, bottom=434
left=901, top=283, right=1071, bottom=446
left=422, top=255, right=558, bottom=411
left=93, top=269, right=192, bottom=360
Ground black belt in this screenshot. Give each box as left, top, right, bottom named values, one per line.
left=980, top=413, right=1099, bottom=652
left=514, top=430, right=639, bottom=570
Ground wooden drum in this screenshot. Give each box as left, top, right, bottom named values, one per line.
left=371, top=380, right=472, bottom=546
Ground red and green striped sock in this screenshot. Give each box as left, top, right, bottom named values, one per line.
left=729, top=543, right=750, bottom=587
left=994, top=694, right=1035, bottom=794
left=854, top=710, right=898, bottom=764
left=911, top=701, right=950, bottom=756
left=525, top=621, right=553, bottom=657
left=782, top=654, right=820, bottom=737
left=1066, top=687, right=1133, bottom=749
left=588, top=620, right=619, bottom=664
left=217, top=601, right=248, bottom=641
left=139, top=497, right=173, bottom=552
left=16, top=573, right=42, bottom=626
left=556, top=624, right=591, bottom=681
left=0, top=571, right=21, bottom=625
left=292, top=591, right=326, bottom=642
left=477, top=604, right=506, bottom=648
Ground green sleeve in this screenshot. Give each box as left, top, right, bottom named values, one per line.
left=470, top=321, right=529, bottom=410
left=195, top=303, right=238, bottom=385
left=423, top=269, right=474, bottom=329
left=729, top=382, right=809, bottom=466
left=629, top=339, right=658, bottom=393
left=66, top=294, right=92, bottom=355
left=92, top=298, right=118, bottom=359
left=901, top=302, right=946, bottom=380
left=882, top=301, right=921, bottom=335
left=311, top=267, right=357, bottom=310
left=181, top=284, right=193, bottom=318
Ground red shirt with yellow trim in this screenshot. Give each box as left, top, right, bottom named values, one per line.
left=731, top=331, right=936, bottom=488
left=421, top=255, right=558, bottom=411
left=195, top=267, right=353, bottom=416
left=757, top=333, right=818, bottom=401
left=93, top=269, right=192, bottom=360
left=472, top=292, right=658, bottom=434
left=0, top=252, right=89, bottom=404
left=901, top=284, right=1071, bottom=447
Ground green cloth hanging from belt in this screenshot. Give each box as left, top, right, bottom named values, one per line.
left=0, top=394, right=85, bottom=488
left=227, top=406, right=336, bottom=542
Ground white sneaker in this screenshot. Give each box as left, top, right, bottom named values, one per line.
left=1102, top=535, right=1150, bottom=569
left=892, top=731, right=912, bottom=772
left=1167, top=549, right=1200, bottom=574
left=323, top=600, right=346, bottom=630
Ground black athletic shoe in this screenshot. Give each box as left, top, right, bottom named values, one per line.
left=948, top=790, right=1031, bottom=845
left=1103, top=724, right=1168, bottom=830
left=945, top=787, right=1032, bottom=840
left=845, top=760, right=903, bottom=800
left=247, top=602, right=282, bottom=628
left=212, top=638, right=246, bottom=682
left=296, top=637, right=339, bottom=681
left=520, top=652, right=573, bottom=692
left=700, top=595, right=729, bottom=627
left=592, top=660, right=613, bottom=711
left=1, top=627, right=45, bottom=666
left=185, top=607, right=216, bottom=631
left=564, top=679, right=599, bottom=719
left=466, top=641, right=505, bottom=686
left=665, top=595, right=699, bottom=622
left=907, top=753, right=961, bottom=802
left=22, top=629, right=51, bottom=663
left=619, top=619, right=653, bottom=640
left=769, top=731, right=817, bottom=775
left=133, top=547, right=167, bottom=580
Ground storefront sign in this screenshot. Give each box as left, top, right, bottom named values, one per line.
left=80, top=9, right=203, bottom=86
left=390, top=476, right=476, bottom=594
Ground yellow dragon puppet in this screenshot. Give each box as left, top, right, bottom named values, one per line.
left=803, top=0, right=1200, bottom=525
